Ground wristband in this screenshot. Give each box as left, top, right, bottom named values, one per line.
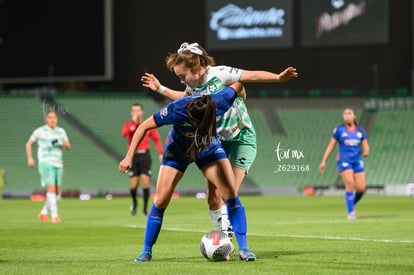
left=157, top=85, right=166, bottom=94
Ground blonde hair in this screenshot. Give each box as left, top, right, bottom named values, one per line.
left=165, top=43, right=215, bottom=73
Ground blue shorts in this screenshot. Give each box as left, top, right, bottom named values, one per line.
left=162, top=138, right=227, bottom=173
left=337, top=159, right=364, bottom=173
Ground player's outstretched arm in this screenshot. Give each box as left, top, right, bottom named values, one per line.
left=362, top=139, right=370, bottom=158
left=119, top=116, right=158, bottom=173
left=141, top=73, right=185, bottom=101
left=150, top=130, right=164, bottom=162
left=240, top=66, right=298, bottom=83
left=319, top=137, right=337, bottom=173
left=25, top=139, right=35, bottom=167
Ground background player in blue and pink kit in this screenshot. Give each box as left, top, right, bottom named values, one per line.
left=319, top=107, right=370, bottom=220
left=119, top=82, right=256, bottom=262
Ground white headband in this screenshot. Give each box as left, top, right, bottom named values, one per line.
left=177, top=42, right=202, bottom=55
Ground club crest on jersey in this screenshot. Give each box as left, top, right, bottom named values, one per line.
left=215, top=148, right=225, bottom=154
left=207, top=81, right=218, bottom=93
left=160, top=107, right=168, bottom=119
left=181, top=122, right=193, bottom=127
left=356, top=132, right=362, bottom=138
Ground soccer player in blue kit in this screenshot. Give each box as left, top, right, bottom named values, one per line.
left=319, top=107, right=370, bottom=220
left=119, top=82, right=257, bottom=262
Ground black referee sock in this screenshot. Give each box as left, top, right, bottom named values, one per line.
left=130, top=188, right=137, bottom=207
left=142, top=188, right=150, bottom=214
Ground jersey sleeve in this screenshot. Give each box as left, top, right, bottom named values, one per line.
left=360, top=127, right=367, bottom=140
left=215, top=65, right=243, bottom=85
left=332, top=127, right=340, bottom=140
left=121, top=122, right=129, bottom=137
left=211, top=87, right=237, bottom=116
left=61, top=128, right=69, bottom=142
left=153, top=102, right=177, bottom=127
left=29, top=128, right=40, bottom=142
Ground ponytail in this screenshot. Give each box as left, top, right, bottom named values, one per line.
left=186, top=96, right=217, bottom=161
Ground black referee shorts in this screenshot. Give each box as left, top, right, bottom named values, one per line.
left=127, top=150, right=152, bottom=177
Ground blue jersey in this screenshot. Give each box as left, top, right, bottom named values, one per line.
left=333, top=124, right=367, bottom=162
left=154, top=86, right=237, bottom=146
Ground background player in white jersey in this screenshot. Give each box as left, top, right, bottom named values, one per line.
left=26, top=111, right=71, bottom=223
left=141, top=42, right=297, bottom=237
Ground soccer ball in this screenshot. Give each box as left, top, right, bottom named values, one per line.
left=200, top=230, right=234, bottom=261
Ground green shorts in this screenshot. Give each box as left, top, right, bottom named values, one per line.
left=38, top=163, right=63, bottom=187
left=221, top=127, right=257, bottom=171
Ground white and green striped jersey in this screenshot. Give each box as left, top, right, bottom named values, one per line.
left=184, top=65, right=253, bottom=140
left=30, top=125, right=69, bottom=168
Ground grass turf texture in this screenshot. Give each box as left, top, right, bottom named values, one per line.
left=1, top=196, right=413, bottom=274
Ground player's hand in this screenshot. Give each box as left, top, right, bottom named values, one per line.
left=278, top=67, right=298, bottom=82
left=27, top=158, right=35, bottom=168
left=319, top=161, right=326, bottom=173
left=239, top=86, right=247, bottom=100
left=230, top=82, right=246, bottom=100
left=141, top=73, right=161, bottom=92
left=158, top=154, right=163, bottom=162
left=62, top=140, right=71, bottom=150
left=119, top=158, right=132, bottom=173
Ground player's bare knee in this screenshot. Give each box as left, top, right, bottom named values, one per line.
left=46, top=184, right=57, bottom=193
left=153, top=196, right=170, bottom=208
left=221, top=188, right=237, bottom=201
left=207, top=193, right=221, bottom=209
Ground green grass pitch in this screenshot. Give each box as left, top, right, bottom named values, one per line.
left=1, top=195, right=413, bottom=274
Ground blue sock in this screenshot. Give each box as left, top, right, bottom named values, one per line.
left=345, top=191, right=354, bottom=214
left=354, top=192, right=364, bottom=205
left=143, top=204, right=165, bottom=253
left=225, top=196, right=247, bottom=250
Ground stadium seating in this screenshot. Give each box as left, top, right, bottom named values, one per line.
left=0, top=96, right=136, bottom=195
left=54, top=93, right=161, bottom=156
left=53, top=94, right=206, bottom=194
left=364, top=109, right=414, bottom=185
left=2, top=94, right=413, bottom=196
left=0, top=97, right=44, bottom=194
left=248, top=108, right=348, bottom=189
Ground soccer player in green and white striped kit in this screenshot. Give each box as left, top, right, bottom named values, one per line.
left=26, top=111, right=71, bottom=223
left=141, top=42, right=297, bottom=243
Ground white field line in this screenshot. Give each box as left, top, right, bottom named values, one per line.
left=125, top=225, right=414, bottom=244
